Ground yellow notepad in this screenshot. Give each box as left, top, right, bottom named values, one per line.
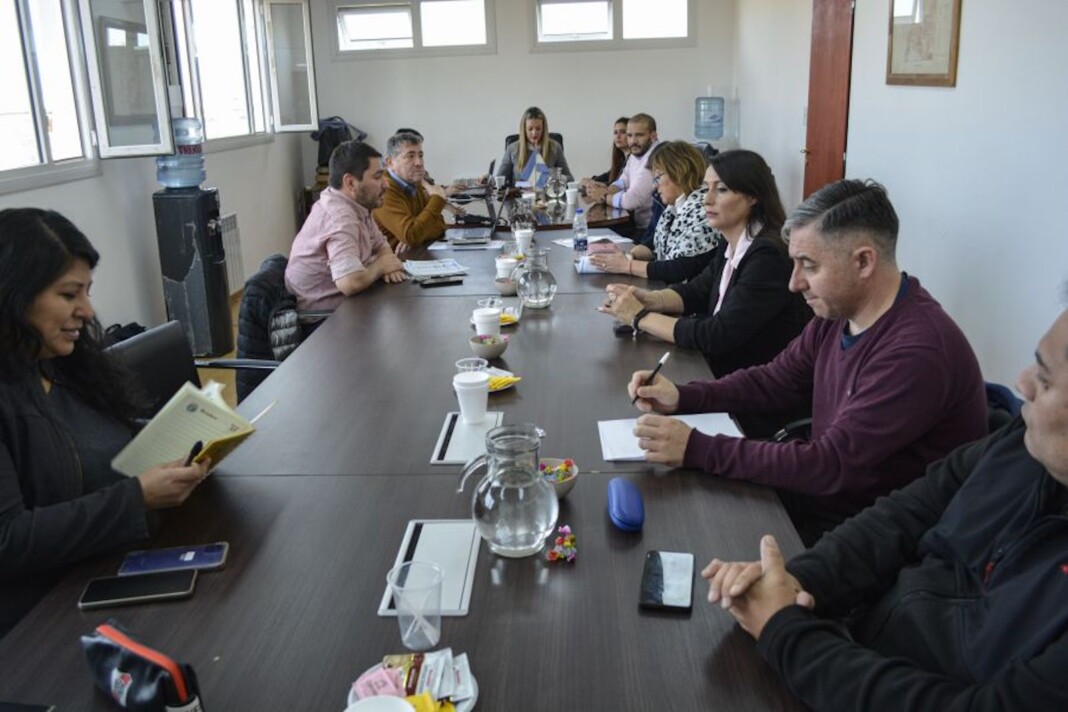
left=111, top=381, right=256, bottom=477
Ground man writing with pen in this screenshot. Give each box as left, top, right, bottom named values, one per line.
left=627, top=179, right=987, bottom=544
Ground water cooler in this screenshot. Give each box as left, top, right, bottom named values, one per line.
left=152, top=118, right=233, bottom=357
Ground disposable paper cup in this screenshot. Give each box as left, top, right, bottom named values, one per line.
left=515, top=228, right=534, bottom=256
left=567, top=181, right=580, bottom=190
left=453, top=371, right=490, bottom=424
left=565, top=188, right=578, bottom=205
left=386, top=561, right=443, bottom=652
left=495, top=257, right=518, bottom=280
left=494, top=175, right=506, bottom=190
left=472, top=307, right=502, bottom=337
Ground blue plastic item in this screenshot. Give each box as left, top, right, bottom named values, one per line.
left=607, top=477, right=644, bottom=532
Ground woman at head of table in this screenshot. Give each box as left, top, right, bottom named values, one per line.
left=589, top=140, right=721, bottom=284
left=597, top=150, right=813, bottom=437
left=0, top=208, right=209, bottom=636
left=582, top=116, right=629, bottom=188
left=496, top=106, right=573, bottom=188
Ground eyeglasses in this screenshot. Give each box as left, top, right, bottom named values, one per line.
left=651, top=171, right=665, bottom=186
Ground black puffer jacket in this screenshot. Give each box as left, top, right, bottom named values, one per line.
left=236, top=254, right=302, bottom=400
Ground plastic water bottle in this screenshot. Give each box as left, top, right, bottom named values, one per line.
left=572, top=208, right=588, bottom=259
left=156, top=117, right=206, bottom=189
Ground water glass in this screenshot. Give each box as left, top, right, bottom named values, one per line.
left=386, top=561, right=443, bottom=651
left=455, top=357, right=488, bottom=373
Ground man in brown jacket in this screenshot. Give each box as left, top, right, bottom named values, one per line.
left=373, top=131, right=461, bottom=250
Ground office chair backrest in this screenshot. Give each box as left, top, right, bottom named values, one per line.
left=504, top=133, right=564, bottom=151
left=237, top=253, right=298, bottom=401
left=106, top=320, right=200, bottom=415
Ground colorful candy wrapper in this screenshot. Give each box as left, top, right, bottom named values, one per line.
left=547, top=525, right=577, bottom=563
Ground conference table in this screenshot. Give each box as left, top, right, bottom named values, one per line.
left=0, top=238, right=805, bottom=710
left=459, top=188, right=632, bottom=233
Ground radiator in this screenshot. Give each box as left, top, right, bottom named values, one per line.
left=219, top=212, right=245, bottom=296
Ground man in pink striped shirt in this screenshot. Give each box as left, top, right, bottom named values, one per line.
left=285, top=141, right=407, bottom=310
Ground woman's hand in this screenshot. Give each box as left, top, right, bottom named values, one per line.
left=137, top=458, right=211, bottom=509
left=597, top=284, right=646, bottom=323
left=587, top=252, right=631, bottom=274
left=629, top=245, right=654, bottom=261
left=627, top=370, right=680, bottom=414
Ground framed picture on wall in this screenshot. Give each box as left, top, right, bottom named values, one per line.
left=886, top=0, right=962, bottom=87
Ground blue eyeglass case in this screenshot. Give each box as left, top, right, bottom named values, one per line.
left=607, top=477, right=644, bottom=532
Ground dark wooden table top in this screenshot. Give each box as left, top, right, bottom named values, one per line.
left=0, top=474, right=803, bottom=711
left=398, top=232, right=642, bottom=296
left=219, top=292, right=713, bottom=477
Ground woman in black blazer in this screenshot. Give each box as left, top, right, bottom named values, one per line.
left=598, top=150, right=812, bottom=437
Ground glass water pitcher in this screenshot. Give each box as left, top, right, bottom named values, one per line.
left=516, top=247, right=557, bottom=309
left=457, top=424, right=559, bottom=558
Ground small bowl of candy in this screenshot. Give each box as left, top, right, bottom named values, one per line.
left=469, top=334, right=509, bottom=359
left=540, top=458, right=578, bottom=499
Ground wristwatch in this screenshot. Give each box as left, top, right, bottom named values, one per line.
left=632, top=308, right=651, bottom=334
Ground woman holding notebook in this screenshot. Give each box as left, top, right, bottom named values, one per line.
left=0, top=208, right=208, bottom=636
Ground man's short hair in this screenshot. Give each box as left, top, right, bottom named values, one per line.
left=386, top=132, right=423, bottom=159
left=628, top=113, right=657, bottom=133
left=394, top=127, right=423, bottom=140
left=328, top=140, right=382, bottom=189
left=783, top=179, right=899, bottom=259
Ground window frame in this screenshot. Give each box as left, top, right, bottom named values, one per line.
left=0, top=0, right=100, bottom=195
left=333, top=0, right=497, bottom=61
left=265, top=0, right=319, bottom=132
left=172, top=0, right=275, bottom=146
left=530, top=0, right=695, bottom=53
left=77, top=0, right=175, bottom=157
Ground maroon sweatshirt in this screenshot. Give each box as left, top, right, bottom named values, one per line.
left=679, top=276, right=987, bottom=518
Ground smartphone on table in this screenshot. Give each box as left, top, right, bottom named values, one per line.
left=78, top=569, right=197, bottom=611
left=118, top=542, right=229, bottom=576
left=639, top=550, right=694, bottom=612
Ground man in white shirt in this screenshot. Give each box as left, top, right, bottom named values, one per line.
left=586, top=113, right=660, bottom=233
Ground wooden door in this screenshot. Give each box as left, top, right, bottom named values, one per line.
left=803, top=0, right=855, bottom=197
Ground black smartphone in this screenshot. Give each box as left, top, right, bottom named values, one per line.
left=613, top=322, right=635, bottom=337
left=639, top=550, right=694, bottom=612
left=78, top=569, right=197, bottom=610
left=419, top=276, right=464, bottom=288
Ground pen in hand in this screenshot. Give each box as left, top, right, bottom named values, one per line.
left=631, top=351, right=671, bottom=405
left=183, top=440, right=204, bottom=467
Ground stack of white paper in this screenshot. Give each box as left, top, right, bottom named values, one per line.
left=598, top=413, right=743, bottom=461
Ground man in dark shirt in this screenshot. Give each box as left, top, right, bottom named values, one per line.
left=702, top=306, right=1068, bottom=710
left=630, top=180, right=987, bottom=542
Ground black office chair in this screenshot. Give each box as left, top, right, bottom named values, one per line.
left=236, top=254, right=330, bottom=401
left=106, top=320, right=275, bottom=416
left=504, top=132, right=564, bottom=150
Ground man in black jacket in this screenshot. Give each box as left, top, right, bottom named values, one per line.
left=701, top=306, right=1068, bottom=709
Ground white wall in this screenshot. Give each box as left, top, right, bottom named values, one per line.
left=0, top=136, right=306, bottom=328
left=847, top=0, right=1068, bottom=384
left=735, top=0, right=813, bottom=209
left=736, top=0, right=1068, bottom=385
left=306, top=0, right=738, bottom=183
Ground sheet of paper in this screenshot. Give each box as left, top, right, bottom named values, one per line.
left=573, top=256, right=604, bottom=274
left=404, top=258, right=469, bottom=277
left=551, top=229, right=632, bottom=248
left=598, top=413, right=743, bottom=461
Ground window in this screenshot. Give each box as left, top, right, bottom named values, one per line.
left=0, top=0, right=88, bottom=174
left=265, top=0, right=318, bottom=131
left=336, top=0, right=491, bottom=55
left=174, top=0, right=270, bottom=141
left=535, top=0, right=692, bottom=48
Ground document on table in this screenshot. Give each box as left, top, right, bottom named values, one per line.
left=574, top=256, right=603, bottom=274
left=551, top=229, right=633, bottom=249
left=598, top=413, right=744, bottom=461
left=404, top=258, right=469, bottom=277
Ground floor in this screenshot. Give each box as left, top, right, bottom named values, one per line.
left=197, top=293, right=241, bottom=408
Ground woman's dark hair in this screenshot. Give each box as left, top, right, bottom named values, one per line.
left=608, top=116, right=629, bottom=184
left=0, top=208, right=140, bottom=423
left=708, top=150, right=787, bottom=237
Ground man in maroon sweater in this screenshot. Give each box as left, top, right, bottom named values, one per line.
left=629, top=179, right=987, bottom=544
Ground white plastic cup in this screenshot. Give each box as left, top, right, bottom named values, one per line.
left=495, top=257, right=518, bottom=280
left=514, top=228, right=534, bottom=256
left=453, top=371, right=490, bottom=424
left=493, top=175, right=506, bottom=190
left=565, top=188, right=579, bottom=205
left=472, top=307, right=501, bottom=337
left=386, top=561, right=443, bottom=651
left=567, top=181, right=580, bottom=190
